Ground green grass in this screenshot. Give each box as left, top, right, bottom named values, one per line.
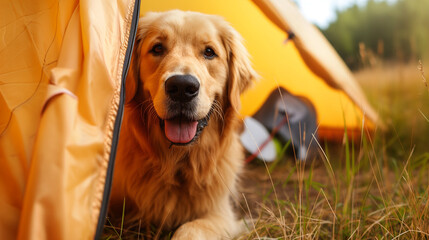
left=102, top=62, right=429, bottom=239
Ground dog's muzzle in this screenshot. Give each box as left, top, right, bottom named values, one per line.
left=161, top=74, right=210, bottom=145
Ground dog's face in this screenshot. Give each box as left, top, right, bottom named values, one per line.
left=126, top=10, right=257, bottom=145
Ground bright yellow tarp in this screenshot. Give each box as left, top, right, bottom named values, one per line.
left=0, top=0, right=136, bottom=239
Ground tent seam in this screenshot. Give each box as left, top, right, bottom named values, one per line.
left=92, top=0, right=135, bottom=235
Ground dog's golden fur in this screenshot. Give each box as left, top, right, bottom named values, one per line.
left=111, top=10, right=257, bottom=239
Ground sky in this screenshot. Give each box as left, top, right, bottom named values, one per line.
left=295, top=0, right=369, bottom=29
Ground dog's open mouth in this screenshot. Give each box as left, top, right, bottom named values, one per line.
left=160, top=110, right=211, bottom=146
left=164, top=118, right=198, bottom=144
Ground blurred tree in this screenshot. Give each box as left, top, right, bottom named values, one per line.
left=322, top=0, right=429, bottom=70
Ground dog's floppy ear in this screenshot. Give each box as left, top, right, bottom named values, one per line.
left=222, top=24, right=258, bottom=111
left=125, top=41, right=140, bottom=104
left=125, top=13, right=161, bottom=104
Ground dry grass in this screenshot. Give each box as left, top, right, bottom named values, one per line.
left=236, top=61, right=429, bottom=240
left=102, top=62, right=429, bottom=239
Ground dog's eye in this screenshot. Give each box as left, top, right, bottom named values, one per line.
left=203, top=47, right=216, bottom=59
left=150, top=43, right=164, bottom=56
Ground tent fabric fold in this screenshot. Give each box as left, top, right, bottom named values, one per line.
left=0, top=0, right=137, bottom=239
left=252, top=0, right=381, bottom=127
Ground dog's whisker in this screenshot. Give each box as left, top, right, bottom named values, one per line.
left=142, top=101, right=154, bottom=115
left=211, top=100, right=222, bottom=121
left=139, top=103, right=150, bottom=123
left=212, top=100, right=225, bottom=135
left=149, top=107, right=158, bottom=124
left=139, top=104, right=146, bottom=121
left=132, top=98, right=152, bottom=112
left=144, top=104, right=158, bottom=132
left=136, top=100, right=158, bottom=134
left=216, top=102, right=225, bottom=122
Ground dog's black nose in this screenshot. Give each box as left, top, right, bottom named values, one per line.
left=165, top=75, right=200, bottom=102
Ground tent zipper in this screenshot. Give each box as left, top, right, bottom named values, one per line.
left=94, top=0, right=140, bottom=238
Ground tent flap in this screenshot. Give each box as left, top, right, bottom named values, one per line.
left=0, top=0, right=138, bottom=239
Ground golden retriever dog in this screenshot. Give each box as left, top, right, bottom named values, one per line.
left=110, top=10, right=257, bottom=239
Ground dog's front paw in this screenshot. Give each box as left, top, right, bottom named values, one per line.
left=172, top=221, right=222, bottom=240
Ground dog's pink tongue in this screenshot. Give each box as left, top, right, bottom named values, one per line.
left=164, top=119, right=198, bottom=144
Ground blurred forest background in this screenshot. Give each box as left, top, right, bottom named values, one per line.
left=320, top=0, right=429, bottom=70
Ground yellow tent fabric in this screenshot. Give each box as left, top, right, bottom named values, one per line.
left=0, top=0, right=138, bottom=239
left=140, top=0, right=380, bottom=139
